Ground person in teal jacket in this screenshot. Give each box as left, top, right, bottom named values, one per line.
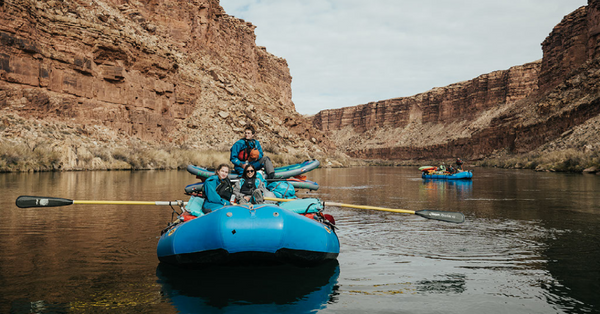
left=201, top=164, right=234, bottom=214
left=230, top=126, right=275, bottom=178
left=233, top=164, right=268, bottom=204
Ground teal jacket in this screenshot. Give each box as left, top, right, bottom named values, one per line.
left=202, top=175, right=232, bottom=213
left=230, top=138, right=264, bottom=174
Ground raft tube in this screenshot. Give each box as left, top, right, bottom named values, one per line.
left=184, top=177, right=319, bottom=194
left=187, top=159, right=320, bottom=180
left=421, top=170, right=473, bottom=180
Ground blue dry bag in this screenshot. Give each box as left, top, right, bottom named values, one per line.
left=267, top=181, right=296, bottom=199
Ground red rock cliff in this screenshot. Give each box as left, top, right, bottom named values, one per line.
left=313, top=1, right=600, bottom=161
left=313, top=62, right=540, bottom=133
left=0, top=0, right=329, bottom=170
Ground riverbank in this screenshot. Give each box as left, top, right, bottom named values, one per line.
left=359, top=149, right=600, bottom=174
left=2, top=137, right=598, bottom=174
left=0, top=140, right=331, bottom=173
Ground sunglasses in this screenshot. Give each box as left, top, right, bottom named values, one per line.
left=247, top=170, right=255, bottom=173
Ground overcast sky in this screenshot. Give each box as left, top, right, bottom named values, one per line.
left=220, top=1, right=588, bottom=115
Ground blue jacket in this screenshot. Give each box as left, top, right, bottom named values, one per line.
left=202, top=175, right=231, bottom=212
left=230, top=138, right=264, bottom=174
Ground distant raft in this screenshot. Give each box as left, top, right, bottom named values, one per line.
left=421, top=171, right=473, bottom=180
left=187, top=159, right=320, bottom=180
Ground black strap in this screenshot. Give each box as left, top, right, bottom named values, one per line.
left=216, top=178, right=233, bottom=200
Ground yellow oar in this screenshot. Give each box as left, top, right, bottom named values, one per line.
left=16, top=196, right=186, bottom=208
left=264, top=197, right=465, bottom=223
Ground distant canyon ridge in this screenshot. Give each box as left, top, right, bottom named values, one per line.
left=313, top=1, right=600, bottom=166
left=1, top=0, right=599, bottom=172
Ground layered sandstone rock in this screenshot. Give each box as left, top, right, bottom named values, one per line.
left=313, top=62, right=540, bottom=133
left=0, top=0, right=331, bottom=171
left=314, top=1, right=600, bottom=161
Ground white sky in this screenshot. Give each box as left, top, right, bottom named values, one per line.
left=220, top=1, right=588, bottom=115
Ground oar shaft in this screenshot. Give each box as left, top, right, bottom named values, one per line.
left=74, top=200, right=185, bottom=206
left=16, top=196, right=187, bottom=208
left=325, top=202, right=416, bottom=214
left=264, top=197, right=415, bottom=214
left=74, top=200, right=157, bottom=205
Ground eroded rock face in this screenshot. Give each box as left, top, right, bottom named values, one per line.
left=0, top=0, right=331, bottom=170
left=313, top=62, right=540, bottom=133
left=313, top=1, right=600, bottom=161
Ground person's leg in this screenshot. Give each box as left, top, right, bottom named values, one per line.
left=252, top=189, right=264, bottom=203
left=259, top=156, right=275, bottom=179
left=234, top=165, right=244, bottom=175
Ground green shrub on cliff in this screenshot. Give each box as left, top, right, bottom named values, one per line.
left=0, top=141, right=312, bottom=172
left=0, top=142, right=62, bottom=172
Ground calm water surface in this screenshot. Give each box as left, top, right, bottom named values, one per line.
left=1, top=167, right=599, bottom=313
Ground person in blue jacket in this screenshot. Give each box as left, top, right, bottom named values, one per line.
left=230, top=126, right=275, bottom=178
left=233, top=164, right=268, bottom=204
left=201, top=163, right=234, bottom=214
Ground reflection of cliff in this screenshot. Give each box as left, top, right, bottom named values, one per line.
left=541, top=219, right=600, bottom=313
left=156, top=261, right=340, bottom=312
left=313, top=2, right=600, bottom=161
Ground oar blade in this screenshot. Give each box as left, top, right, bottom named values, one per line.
left=16, top=196, right=74, bottom=208
left=415, top=210, right=465, bottom=223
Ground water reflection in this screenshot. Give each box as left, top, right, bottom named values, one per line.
left=415, top=273, right=466, bottom=294
left=156, top=260, right=340, bottom=313
left=420, top=179, right=473, bottom=200
left=541, top=216, right=600, bottom=314
left=2, top=168, right=600, bottom=313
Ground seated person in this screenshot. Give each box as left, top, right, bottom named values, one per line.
left=201, top=163, right=234, bottom=214
left=448, top=165, right=456, bottom=174
left=230, top=126, right=275, bottom=178
left=438, top=164, right=446, bottom=172
left=233, top=164, right=267, bottom=204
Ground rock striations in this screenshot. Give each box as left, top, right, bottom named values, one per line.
left=2, top=0, right=599, bottom=171
left=0, top=0, right=330, bottom=171
left=313, top=1, right=600, bottom=162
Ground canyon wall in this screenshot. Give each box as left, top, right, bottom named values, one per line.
left=313, top=62, right=540, bottom=133
left=0, top=0, right=330, bottom=171
left=313, top=1, right=600, bottom=161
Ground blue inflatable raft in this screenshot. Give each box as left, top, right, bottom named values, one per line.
left=157, top=201, right=339, bottom=267
left=186, top=159, right=320, bottom=180
left=422, top=170, right=473, bottom=180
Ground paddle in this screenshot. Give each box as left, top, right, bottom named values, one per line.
left=264, top=197, right=465, bottom=223
left=16, top=195, right=186, bottom=208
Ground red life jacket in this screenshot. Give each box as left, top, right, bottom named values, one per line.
left=237, top=139, right=255, bottom=161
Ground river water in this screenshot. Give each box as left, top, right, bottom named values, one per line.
left=1, top=167, right=599, bottom=313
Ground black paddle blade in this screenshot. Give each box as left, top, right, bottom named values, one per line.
left=16, top=196, right=74, bottom=208
left=415, top=210, right=465, bottom=223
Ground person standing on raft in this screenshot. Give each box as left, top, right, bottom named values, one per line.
left=456, top=158, right=464, bottom=171
left=230, top=126, right=275, bottom=178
